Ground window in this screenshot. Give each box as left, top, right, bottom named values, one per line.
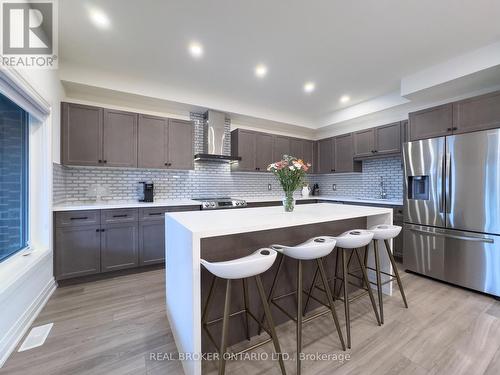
left=0, top=93, right=29, bottom=262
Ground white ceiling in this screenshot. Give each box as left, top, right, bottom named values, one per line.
left=59, top=0, right=500, bottom=128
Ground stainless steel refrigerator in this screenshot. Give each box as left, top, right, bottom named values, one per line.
left=403, top=128, right=500, bottom=297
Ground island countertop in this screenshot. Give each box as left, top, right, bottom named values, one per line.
left=166, top=202, right=393, bottom=238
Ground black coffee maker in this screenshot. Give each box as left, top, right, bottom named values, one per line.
left=138, top=181, right=154, bottom=202
left=311, top=183, right=320, bottom=196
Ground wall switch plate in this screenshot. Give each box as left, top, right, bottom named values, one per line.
left=332, top=184, right=337, bottom=191
left=268, top=184, right=272, bottom=191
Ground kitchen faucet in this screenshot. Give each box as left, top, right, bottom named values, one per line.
left=380, top=176, right=387, bottom=199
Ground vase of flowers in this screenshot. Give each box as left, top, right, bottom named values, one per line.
left=268, top=155, right=311, bottom=212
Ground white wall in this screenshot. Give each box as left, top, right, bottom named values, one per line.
left=0, top=68, right=64, bottom=367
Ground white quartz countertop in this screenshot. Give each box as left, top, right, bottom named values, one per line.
left=166, top=203, right=392, bottom=238
left=53, top=195, right=402, bottom=211
left=52, top=199, right=201, bottom=212
left=238, top=195, right=403, bottom=206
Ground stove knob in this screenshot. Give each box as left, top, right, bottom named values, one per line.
left=210, top=202, right=216, bottom=207
left=203, top=202, right=210, bottom=208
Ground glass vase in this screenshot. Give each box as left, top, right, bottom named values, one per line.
left=282, top=192, right=296, bottom=212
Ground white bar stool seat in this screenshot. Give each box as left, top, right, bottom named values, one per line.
left=271, top=236, right=336, bottom=260
left=369, top=225, right=402, bottom=240
left=335, top=229, right=374, bottom=249
left=201, top=248, right=277, bottom=279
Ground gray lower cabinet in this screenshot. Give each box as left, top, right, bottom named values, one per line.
left=139, top=221, right=165, bottom=266
left=100, top=222, right=139, bottom=272
left=55, top=225, right=101, bottom=280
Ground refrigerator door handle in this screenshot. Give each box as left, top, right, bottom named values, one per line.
left=408, top=227, right=494, bottom=244
left=438, top=154, right=445, bottom=213
left=445, top=152, right=452, bottom=214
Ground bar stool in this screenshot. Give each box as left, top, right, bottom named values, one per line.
left=259, top=236, right=346, bottom=375
left=366, top=224, right=408, bottom=324
left=201, top=248, right=286, bottom=375
left=303, top=230, right=381, bottom=349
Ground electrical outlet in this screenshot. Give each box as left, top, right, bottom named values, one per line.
left=268, top=184, right=272, bottom=191
left=332, top=184, right=337, bottom=191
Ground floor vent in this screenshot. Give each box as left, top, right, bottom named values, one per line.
left=18, top=323, right=54, bottom=352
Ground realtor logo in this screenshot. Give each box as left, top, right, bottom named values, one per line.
left=1, top=0, right=58, bottom=68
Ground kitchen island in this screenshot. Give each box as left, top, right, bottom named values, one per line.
left=165, top=203, right=393, bottom=375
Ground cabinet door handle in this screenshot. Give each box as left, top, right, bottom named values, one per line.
left=148, top=212, right=163, bottom=216
left=96, top=228, right=100, bottom=232
left=452, top=127, right=458, bottom=131
left=98, top=160, right=102, bottom=163
left=112, top=214, right=128, bottom=218
left=103, top=160, right=107, bottom=164
left=70, top=216, right=88, bottom=220
left=100, top=229, right=106, bottom=232
left=447, top=128, right=452, bottom=131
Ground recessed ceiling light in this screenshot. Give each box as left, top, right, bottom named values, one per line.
left=188, top=42, right=203, bottom=58
left=255, top=64, right=268, bottom=78
left=303, top=82, right=315, bottom=94
left=340, top=95, right=351, bottom=103
left=88, top=7, right=110, bottom=29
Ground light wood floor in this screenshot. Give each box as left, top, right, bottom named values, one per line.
left=1, top=266, right=500, bottom=375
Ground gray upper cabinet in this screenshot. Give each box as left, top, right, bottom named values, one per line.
left=103, top=109, right=138, bottom=168
left=61, top=103, right=103, bottom=166
left=302, top=140, right=314, bottom=172
left=273, top=136, right=290, bottom=161
left=290, top=138, right=303, bottom=159
left=408, top=104, right=453, bottom=141
left=353, top=128, right=375, bottom=158
left=453, top=91, right=500, bottom=134
left=335, top=133, right=361, bottom=173
left=375, top=122, right=401, bottom=155
left=138, top=114, right=168, bottom=169
left=255, top=133, right=274, bottom=171
left=62, top=102, right=194, bottom=169
left=318, top=138, right=334, bottom=174
left=354, top=122, right=401, bottom=158
left=231, top=129, right=256, bottom=171
left=168, top=119, right=194, bottom=170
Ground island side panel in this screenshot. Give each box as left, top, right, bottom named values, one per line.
left=366, top=212, right=394, bottom=295
left=166, top=216, right=202, bottom=375
left=199, top=217, right=366, bottom=353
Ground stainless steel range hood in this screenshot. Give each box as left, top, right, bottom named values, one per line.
left=194, top=110, right=241, bottom=162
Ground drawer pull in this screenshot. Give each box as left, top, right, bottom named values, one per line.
left=112, top=214, right=128, bottom=218
left=70, top=216, right=88, bottom=220
left=148, top=212, right=163, bottom=216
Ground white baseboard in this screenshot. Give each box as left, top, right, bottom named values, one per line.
left=0, top=277, right=56, bottom=367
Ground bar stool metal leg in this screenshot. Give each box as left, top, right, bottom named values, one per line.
left=219, top=279, right=232, bottom=375
left=258, top=253, right=285, bottom=335
left=303, top=266, right=319, bottom=316
left=373, top=240, right=384, bottom=324
left=317, top=258, right=346, bottom=351
left=242, top=278, right=251, bottom=340
left=354, top=248, right=381, bottom=326
left=255, top=275, right=287, bottom=375
left=384, top=239, right=408, bottom=308
left=341, top=249, right=351, bottom=349
left=296, top=259, right=303, bottom=375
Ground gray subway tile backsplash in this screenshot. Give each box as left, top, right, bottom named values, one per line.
left=53, top=112, right=403, bottom=204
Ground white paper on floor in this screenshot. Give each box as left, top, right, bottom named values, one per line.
left=18, top=323, right=54, bottom=352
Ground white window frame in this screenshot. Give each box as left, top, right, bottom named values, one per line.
left=0, top=68, right=51, bottom=289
